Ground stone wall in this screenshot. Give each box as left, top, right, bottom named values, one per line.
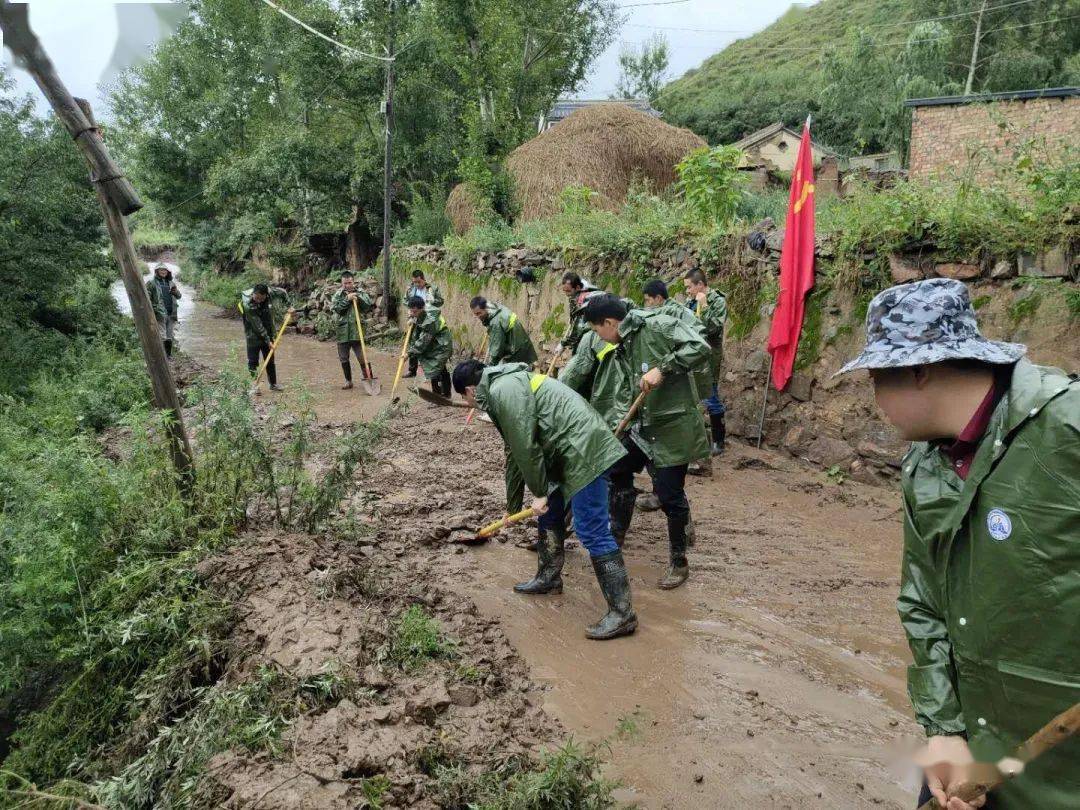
left=389, top=239, right=1080, bottom=486
left=908, top=94, right=1079, bottom=181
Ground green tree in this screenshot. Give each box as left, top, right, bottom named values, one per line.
left=614, top=33, right=669, bottom=102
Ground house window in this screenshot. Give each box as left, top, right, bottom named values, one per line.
left=777, top=140, right=789, bottom=152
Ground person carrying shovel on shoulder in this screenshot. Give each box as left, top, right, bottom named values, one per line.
left=452, top=359, right=637, bottom=640
left=330, top=271, right=374, bottom=390
left=406, top=296, right=453, bottom=398
left=837, top=278, right=1079, bottom=810
left=239, top=282, right=295, bottom=391
left=581, top=293, right=711, bottom=589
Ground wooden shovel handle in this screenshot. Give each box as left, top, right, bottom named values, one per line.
left=614, top=390, right=648, bottom=439
left=390, top=322, right=413, bottom=398
left=253, top=310, right=292, bottom=387
left=916, top=702, right=1080, bottom=810
left=352, top=298, right=373, bottom=376
left=544, top=346, right=563, bottom=377
left=477, top=508, right=535, bottom=539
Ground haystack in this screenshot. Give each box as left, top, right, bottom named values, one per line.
left=445, top=182, right=486, bottom=236
left=507, top=103, right=706, bottom=222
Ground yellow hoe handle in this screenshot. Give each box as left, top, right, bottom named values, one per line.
left=352, top=298, right=373, bottom=378
left=253, top=310, right=292, bottom=388
left=390, top=321, right=413, bottom=398
left=477, top=507, right=536, bottom=539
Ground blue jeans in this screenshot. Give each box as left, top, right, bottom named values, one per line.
left=702, top=383, right=726, bottom=416
left=537, top=474, right=619, bottom=558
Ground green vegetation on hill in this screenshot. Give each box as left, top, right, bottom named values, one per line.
left=657, top=0, right=1080, bottom=156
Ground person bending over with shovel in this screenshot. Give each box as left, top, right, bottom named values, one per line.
left=452, top=359, right=637, bottom=640
left=402, top=269, right=443, bottom=379
left=407, top=296, right=453, bottom=398
left=581, top=293, right=711, bottom=589
left=470, top=296, right=538, bottom=367
left=331, top=271, right=375, bottom=390
left=837, top=279, right=1079, bottom=810
left=239, top=283, right=295, bottom=392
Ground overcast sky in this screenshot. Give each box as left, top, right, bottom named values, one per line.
left=2, top=0, right=817, bottom=118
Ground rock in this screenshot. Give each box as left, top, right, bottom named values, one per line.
left=447, top=683, right=480, bottom=707
left=742, top=349, right=769, bottom=373
left=888, top=253, right=924, bottom=283
left=990, top=259, right=1016, bottom=280
left=1019, top=247, right=1073, bottom=279
left=782, top=425, right=809, bottom=454
left=362, top=665, right=390, bottom=690
left=786, top=372, right=813, bottom=402
left=806, top=435, right=856, bottom=468
left=406, top=683, right=452, bottom=724
left=857, top=440, right=903, bottom=468
left=765, top=229, right=785, bottom=253
left=935, top=262, right=981, bottom=281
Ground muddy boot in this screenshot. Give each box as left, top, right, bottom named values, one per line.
left=513, top=527, right=565, bottom=594
left=637, top=492, right=661, bottom=512
left=710, top=413, right=726, bottom=456
left=586, top=551, right=637, bottom=640
left=609, top=487, right=637, bottom=548
left=657, top=514, right=690, bottom=590
left=687, top=458, right=712, bottom=478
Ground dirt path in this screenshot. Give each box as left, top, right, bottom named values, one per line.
left=135, top=262, right=923, bottom=807
left=364, top=410, right=921, bottom=808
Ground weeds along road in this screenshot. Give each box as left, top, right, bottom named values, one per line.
left=134, top=260, right=923, bottom=807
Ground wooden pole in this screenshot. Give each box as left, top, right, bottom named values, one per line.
left=380, top=0, right=395, bottom=319
left=614, top=390, right=648, bottom=439
left=252, top=311, right=292, bottom=389
left=756, top=354, right=774, bottom=449
left=390, top=322, right=413, bottom=400
left=353, top=298, right=375, bottom=380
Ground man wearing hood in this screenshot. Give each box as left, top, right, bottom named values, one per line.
left=146, top=263, right=181, bottom=358
left=452, top=360, right=636, bottom=640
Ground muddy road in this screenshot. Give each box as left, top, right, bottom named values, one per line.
left=123, top=261, right=922, bottom=807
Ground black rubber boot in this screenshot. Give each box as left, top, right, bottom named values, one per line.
left=404, top=357, right=418, bottom=378
left=341, top=362, right=353, bottom=388
left=657, top=513, right=690, bottom=590
left=637, top=492, right=661, bottom=512
left=586, top=550, right=637, bottom=640
left=609, top=487, right=637, bottom=547
left=710, top=413, right=726, bottom=456
left=513, top=527, right=565, bottom=594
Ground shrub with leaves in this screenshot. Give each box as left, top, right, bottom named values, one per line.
left=675, top=145, right=746, bottom=226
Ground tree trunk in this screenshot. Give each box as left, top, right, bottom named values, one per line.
left=964, top=0, right=989, bottom=96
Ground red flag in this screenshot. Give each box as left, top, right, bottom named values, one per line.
left=766, top=119, right=816, bottom=391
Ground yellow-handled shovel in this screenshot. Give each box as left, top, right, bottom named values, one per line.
left=352, top=298, right=380, bottom=396
left=477, top=507, right=536, bottom=540
left=390, top=321, right=413, bottom=402
left=252, top=310, right=292, bottom=391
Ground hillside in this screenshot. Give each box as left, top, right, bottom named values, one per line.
left=655, top=0, right=912, bottom=149
left=656, top=0, right=1080, bottom=156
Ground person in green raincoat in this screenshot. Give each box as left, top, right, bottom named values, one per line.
left=146, top=263, right=181, bottom=358
left=469, top=296, right=538, bottom=367
left=560, top=303, right=635, bottom=544
left=683, top=269, right=728, bottom=455
left=557, top=272, right=599, bottom=357
left=406, top=296, right=453, bottom=397
left=581, top=294, right=711, bottom=589
left=330, top=271, right=374, bottom=389
left=837, top=278, right=1079, bottom=810
left=452, top=359, right=635, bottom=640
left=402, top=268, right=443, bottom=378
left=239, top=283, right=294, bottom=391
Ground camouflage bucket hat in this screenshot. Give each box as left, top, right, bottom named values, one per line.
left=837, top=278, right=1026, bottom=375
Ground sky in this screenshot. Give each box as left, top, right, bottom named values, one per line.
left=2, top=0, right=818, bottom=118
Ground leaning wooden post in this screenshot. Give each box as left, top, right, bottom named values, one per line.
left=0, top=1, right=195, bottom=485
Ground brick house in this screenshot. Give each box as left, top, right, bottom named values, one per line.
left=905, top=87, right=1079, bottom=181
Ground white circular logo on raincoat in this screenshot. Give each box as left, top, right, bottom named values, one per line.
left=987, top=509, right=1012, bottom=542
left=641, top=362, right=649, bottom=373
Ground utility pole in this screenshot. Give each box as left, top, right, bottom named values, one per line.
left=964, top=0, right=989, bottom=96
left=381, top=0, right=396, bottom=319
left=0, top=1, right=195, bottom=486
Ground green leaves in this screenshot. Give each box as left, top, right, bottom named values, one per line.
left=675, top=145, right=746, bottom=226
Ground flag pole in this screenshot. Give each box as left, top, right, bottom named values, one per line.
left=756, top=355, right=774, bottom=449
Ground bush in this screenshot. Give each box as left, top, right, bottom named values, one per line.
left=396, top=189, right=452, bottom=246
left=675, top=145, right=746, bottom=226
left=383, top=605, right=454, bottom=672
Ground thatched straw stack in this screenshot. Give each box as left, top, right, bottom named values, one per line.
left=446, top=182, right=486, bottom=236
left=506, top=103, right=706, bottom=222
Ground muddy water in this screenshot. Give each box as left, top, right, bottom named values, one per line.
left=113, top=261, right=400, bottom=422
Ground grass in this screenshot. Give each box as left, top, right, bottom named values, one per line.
left=431, top=740, right=615, bottom=809
left=130, top=222, right=181, bottom=249
left=189, top=264, right=272, bottom=311
left=383, top=605, right=455, bottom=672
left=1008, top=290, right=1043, bottom=326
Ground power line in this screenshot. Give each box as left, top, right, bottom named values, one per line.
left=258, top=0, right=393, bottom=62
